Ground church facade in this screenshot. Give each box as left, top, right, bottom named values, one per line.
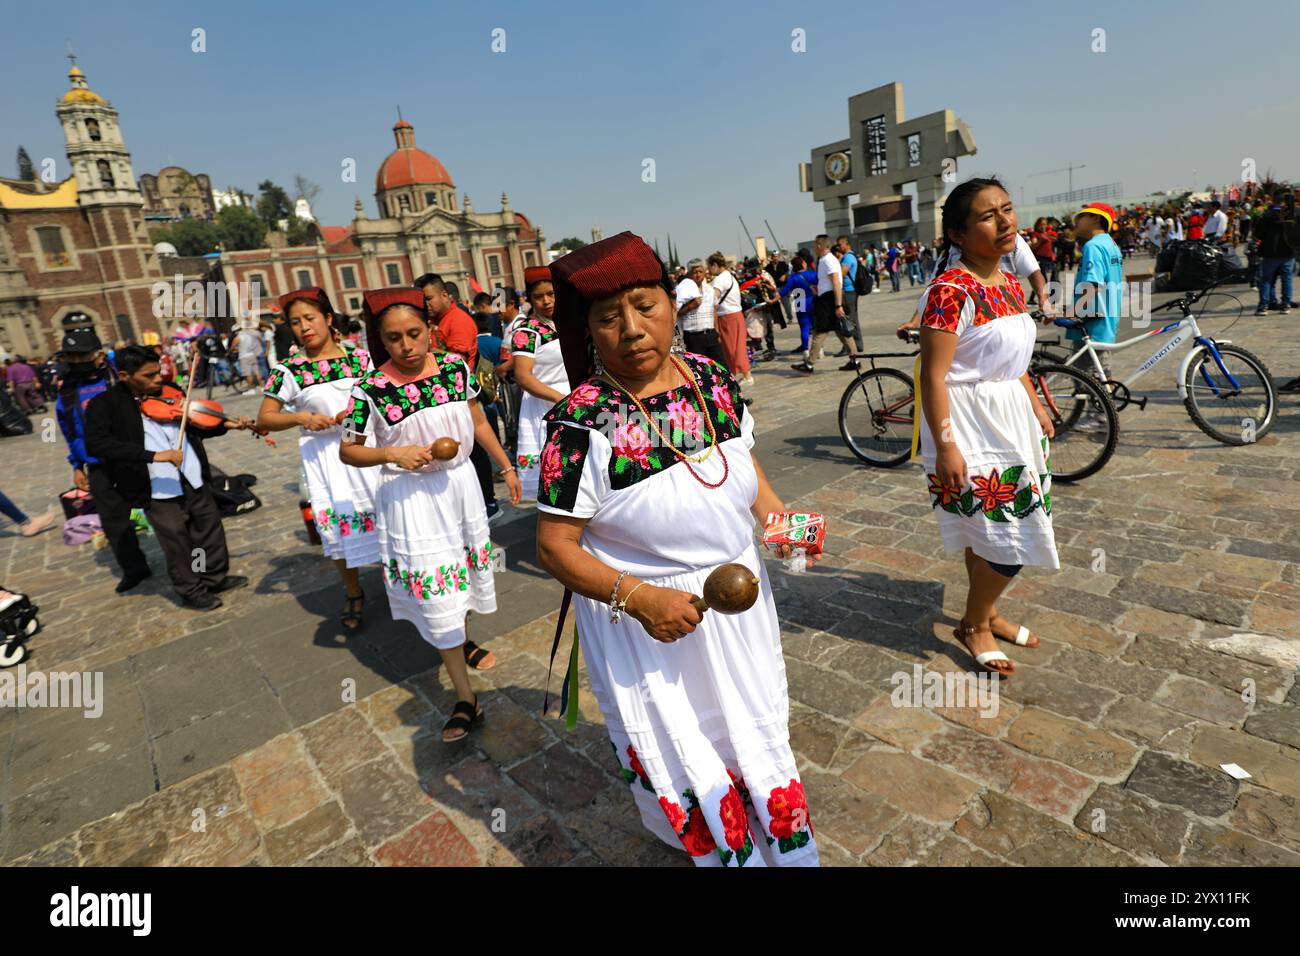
left=0, top=62, right=166, bottom=356
left=221, top=118, right=548, bottom=319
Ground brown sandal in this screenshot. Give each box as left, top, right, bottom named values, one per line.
left=341, top=591, right=364, bottom=631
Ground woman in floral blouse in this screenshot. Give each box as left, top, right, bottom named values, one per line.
left=918, top=178, right=1059, bottom=677
left=535, top=232, right=819, bottom=867
left=509, top=266, right=570, bottom=498
left=257, top=288, right=381, bottom=630
left=340, top=288, right=521, bottom=742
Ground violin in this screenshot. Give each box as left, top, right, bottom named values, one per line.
left=141, top=381, right=277, bottom=447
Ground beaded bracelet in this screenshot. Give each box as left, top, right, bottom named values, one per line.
left=609, top=569, right=630, bottom=623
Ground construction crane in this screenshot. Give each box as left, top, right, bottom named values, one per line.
left=1028, top=163, right=1088, bottom=195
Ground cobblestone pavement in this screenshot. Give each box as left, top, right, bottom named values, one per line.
left=1, top=274, right=1297, bottom=866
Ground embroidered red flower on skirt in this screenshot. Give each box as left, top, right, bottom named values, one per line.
left=767, top=779, right=809, bottom=839
left=659, top=796, right=687, bottom=835
left=626, top=744, right=652, bottom=788
left=970, top=468, right=1018, bottom=512
left=680, top=805, right=716, bottom=856
left=718, top=786, right=750, bottom=850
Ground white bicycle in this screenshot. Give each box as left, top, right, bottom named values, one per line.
left=1045, top=282, right=1278, bottom=445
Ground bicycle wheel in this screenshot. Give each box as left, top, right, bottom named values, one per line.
left=1030, top=363, right=1119, bottom=482
left=838, top=367, right=915, bottom=466
left=1183, top=343, right=1277, bottom=444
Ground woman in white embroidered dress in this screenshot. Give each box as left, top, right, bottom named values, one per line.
left=256, top=288, right=380, bottom=631
left=509, top=266, right=570, bottom=497
left=340, top=288, right=521, bottom=742
left=917, top=178, right=1059, bottom=677
left=536, top=233, right=819, bottom=867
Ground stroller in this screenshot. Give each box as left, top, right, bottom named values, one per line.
left=0, top=589, right=40, bottom=667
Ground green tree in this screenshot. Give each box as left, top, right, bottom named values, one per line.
left=16, top=146, right=34, bottom=181
left=256, top=180, right=294, bottom=227
left=154, top=218, right=221, bottom=256
left=285, top=216, right=313, bottom=247
left=549, top=237, right=587, bottom=252
left=216, top=205, right=266, bottom=251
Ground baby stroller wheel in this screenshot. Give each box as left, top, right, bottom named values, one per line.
left=0, top=639, right=28, bottom=668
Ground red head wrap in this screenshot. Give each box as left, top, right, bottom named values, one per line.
left=361, top=287, right=428, bottom=368
left=548, top=231, right=669, bottom=384
left=523, top=266, right=552, bottom=291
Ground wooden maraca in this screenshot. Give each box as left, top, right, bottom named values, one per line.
left=430, top=437, right=460, bottom=461
left=690, top=563, right=760, bottom=614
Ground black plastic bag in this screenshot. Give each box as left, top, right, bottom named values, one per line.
left=1171, top=240, right=1222, bottom=291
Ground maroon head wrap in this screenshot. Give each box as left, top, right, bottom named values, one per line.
left=361, top=287, right=428, bottom=368
left=549, top=231, right=669, bottom=384
left=523, top=265, right=552, bottom=292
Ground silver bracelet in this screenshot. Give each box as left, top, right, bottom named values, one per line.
left=609, top=569, right=630, bottom=624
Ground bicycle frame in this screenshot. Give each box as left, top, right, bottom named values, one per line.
left=1054, top=314, right=1242, bottom=401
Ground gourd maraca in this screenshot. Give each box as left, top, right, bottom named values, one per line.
left=690, top=563, right=760, bottom=614
left=430, top=437, right=460, bottom=461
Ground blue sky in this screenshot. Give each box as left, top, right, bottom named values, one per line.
left=4, top=0, right=1297, bottom=258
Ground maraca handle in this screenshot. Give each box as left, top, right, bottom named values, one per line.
left=690, top=596, right=710, bottom=613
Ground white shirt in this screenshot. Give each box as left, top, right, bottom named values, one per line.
left=1204, top=209, right=1228, bottom=237
left=710, top=271, right=742, bottom=315
left=816, top=252, right=842, bottom=294
left=674, top=278, right=716, bottom=333
left=946, top=232, right=1039, bottom=278
left=141, top=414, right=202, bottom=499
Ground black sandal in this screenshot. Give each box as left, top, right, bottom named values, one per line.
left=463, top=638, right=496, bottom=670
left=341, top=591, right=364, bottom=631
left=442, top=696, right=483, bottom=743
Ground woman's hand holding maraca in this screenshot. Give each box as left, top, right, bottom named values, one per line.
left=629, top=586, right=702, bottom=643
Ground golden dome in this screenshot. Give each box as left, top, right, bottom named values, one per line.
left=62, top=65, right=105, bottom=105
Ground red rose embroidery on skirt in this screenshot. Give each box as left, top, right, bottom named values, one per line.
left=718, top=785, right=750, bottom=851
left=679, top=805, right=716, bottom=857
left=767, top=779, right=809, bottom=839
left=659, top=796, right=687, bottom=835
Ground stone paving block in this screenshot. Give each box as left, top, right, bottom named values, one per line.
left=334, top=756, right=434, bottom=848
left=1181, top=820, right=1300, bottom=866
left=300, top=707, right=387, bottom=782
left=507, top=742, right=609, bottom=815
left=865, top=815, right=963, bottom=866
left=472, top=690, right=556, bottom=768
left=166, top=808, right=263, bottom=866
left=263, top=800, right=352, bottom=865
left=1227, top=786, right=1300, bottom=855
left=303, top=835, right=373, bottom=866
left=152, top=691, right=292, bottom=788
left=1124, top=750, right=1238, bottom=816
left=841, top=751, right=981, bottom=824
left=1005, top=707, right=1139, bottom=778
left=1243, top=701, right=1300, bottom=750
left=561, top=780, right=688, bottom=868
left=997, top=663, right=1116, bottom=722
left=1100, top=696, right=1199, bottom=752
left=373, top=810, right=480, bottom=866
left=240, top=749, right=330, bottom=831
left=784, top=657, right=877, bottom=721
left=1188, top=725, right=1300, bottom=798
left=931, top=693, right=1022, bottom=738
left=954, top=791, right=1130, bottom=866
left=1154, top=674, right=1252, bottom=726
left=2, top=744, right=156, bottom=862
left=789, top=709, right=853, bottom=768
left=1051, top=645, right=1169, bottom=699
left=851, top=695, right=943, bottom=752
left=358, top=681, right=434, bottom=735
left=800, top=769, right=903, bottom=857
left=499, top=812, right=584, bottom=866
left=1072, top=784, right=1190, bottom=864
left=825, top=727, right=887, bottom=773
left=76, top=765, right=244, bottom=866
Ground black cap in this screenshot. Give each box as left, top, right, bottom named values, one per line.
left=59, top=326, right=102, bottom=354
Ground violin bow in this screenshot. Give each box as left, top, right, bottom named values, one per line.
left=175, top=347, right=202, bottom=469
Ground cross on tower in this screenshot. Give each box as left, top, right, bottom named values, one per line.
left=66, top=42, right=78, bottom=69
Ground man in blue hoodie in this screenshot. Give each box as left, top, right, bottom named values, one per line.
left=765, top=252, right=818, bottom=358
left=55, top=324, right=152, bottom=592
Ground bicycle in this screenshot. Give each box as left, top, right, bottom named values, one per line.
left=1047, top=281, right=1277, bottom=444
left=838, top=329, right=1118, bottom=481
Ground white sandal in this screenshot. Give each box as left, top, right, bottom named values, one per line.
left=955, top=622, right=1014, bottom=676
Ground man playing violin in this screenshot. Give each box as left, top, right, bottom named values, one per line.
left=85, top=344, right=255, bottom=611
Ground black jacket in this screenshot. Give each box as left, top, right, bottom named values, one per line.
left=84, top=382, right=227, bottom=507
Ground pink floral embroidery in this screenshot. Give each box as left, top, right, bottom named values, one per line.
left=612, top=421, right=652, bottom=468
left=667, top=398, right=703, bottom=440
left=540, top=434, right=564, bottom=489
left=453, top=372, right=464, bottom=394
left=512, top=330, right=531, bottom=350
left=711, top=384, right=736, bottom=423
left=432, top=385, right=450, bottom=404
left=339, top=518, right=351, bottom=536
left=302, top=371, right=315, bottom=385
left=384, top=404, right=402, bottom=422
left=566, top=383, right=601, bottom=412
left=369, top=372, right=390, bottom=388
left=403, top=383, right=420, bottom=400
left=362, top=515, right=375, bottom=532
left=317, top=360, right=330, bottom=375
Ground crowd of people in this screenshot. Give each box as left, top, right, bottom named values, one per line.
left=2, top=170, right=1296, bottom=867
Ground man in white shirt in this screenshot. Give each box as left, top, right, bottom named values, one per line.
left=707, top=252, right=752, bottom=385
left=792, top=235, right=845, bottom=374
left=675, top=259, right=727, bottom=367
left=1203, top=201, right=1229, bottom=242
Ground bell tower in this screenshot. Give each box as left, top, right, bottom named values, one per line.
left=55, top=53, right=144, bottom=208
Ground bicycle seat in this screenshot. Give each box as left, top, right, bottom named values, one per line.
left=1053, top=317, right=1086, bottom=330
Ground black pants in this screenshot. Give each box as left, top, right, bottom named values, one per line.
left=87, top=466, right=150, bottom=580
left=682, top=328, right=727, bottom=366
left=145, top=480, right=230, bottom=601
left=840, top=292, right=863, bottom=351
left=470, top=443, right=496, bottom=508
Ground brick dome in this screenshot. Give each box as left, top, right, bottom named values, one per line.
left=375, top=119, right=453, bottom=191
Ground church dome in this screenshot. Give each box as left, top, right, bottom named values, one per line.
left=375, top=118, right=453, bottom=192
left=62, top=65, right=105, bottom=105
